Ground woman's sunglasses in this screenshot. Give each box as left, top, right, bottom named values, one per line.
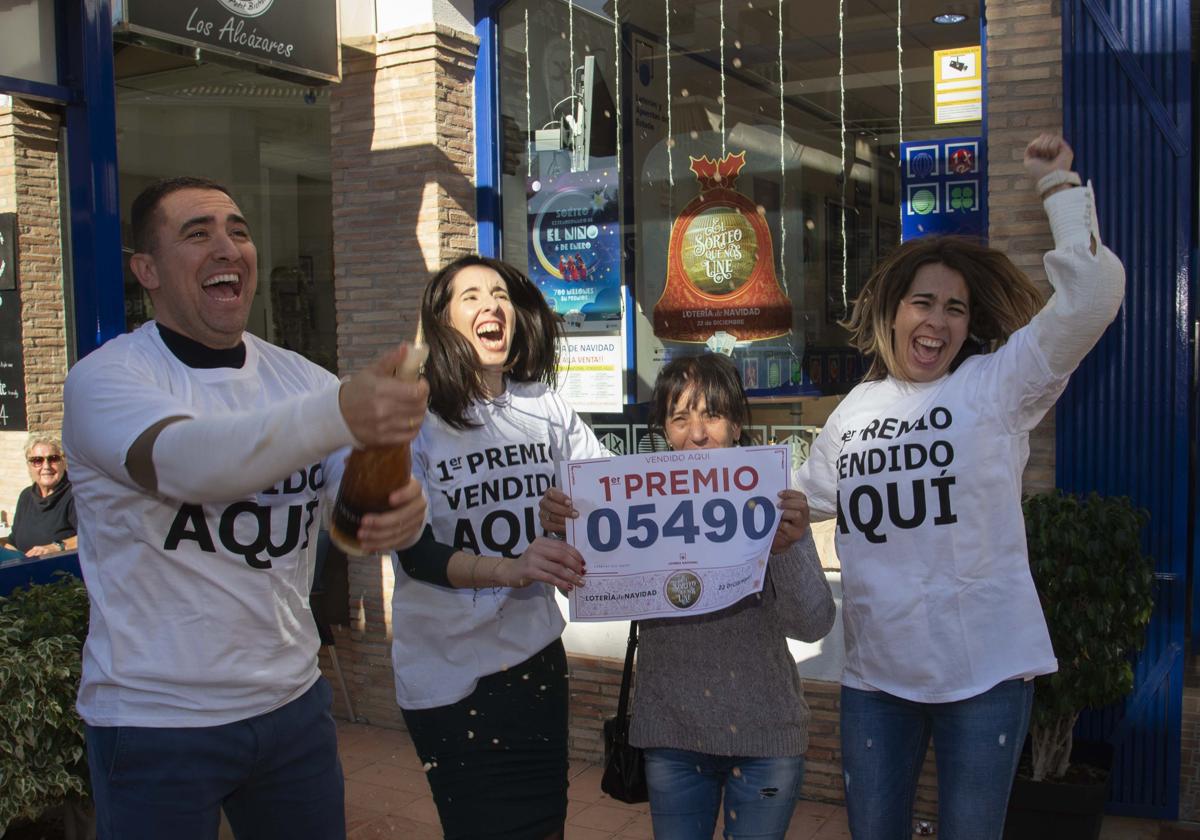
left=28, top=455, right=63, bottom=466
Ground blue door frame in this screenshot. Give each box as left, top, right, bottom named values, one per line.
left=0, top=0, right=124, bottom=362
left=474, top=0, right=505, bottom=259
left=1060, top=0, right=1189, bottom=819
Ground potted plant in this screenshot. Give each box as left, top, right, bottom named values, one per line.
left=0, top=575, right=92, bottom=839
left=1004, top=491, right=1156, bottom=840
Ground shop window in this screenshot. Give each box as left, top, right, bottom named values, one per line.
left=114, top=45, right=337, bottom=372
left=495, top=0, right=984, bottom=435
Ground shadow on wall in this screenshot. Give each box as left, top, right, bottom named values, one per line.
left=330, top=41, right=484, bottom=376
left=322, top=38, right=487, bottom=728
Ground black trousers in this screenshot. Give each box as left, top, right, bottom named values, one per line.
left=402, top=638, right=569, bottom=840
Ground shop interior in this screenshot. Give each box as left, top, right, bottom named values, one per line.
left=496, top=0, right=983, bottom=453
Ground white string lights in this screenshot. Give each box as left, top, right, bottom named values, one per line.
left=839, top=0, right=848, bottom=309
left=665, top=0, right=673, bottom=188
left=719, top=0, right=727, bottom=157
left=778, top=0, right=786, bottom=285
left=897, top=0, right=904, bottom=146
left=525, top=7, right=532, bottom=177
left=613, top=0, right=621, bottom=176
left=568, top=0, right=575, bottom=89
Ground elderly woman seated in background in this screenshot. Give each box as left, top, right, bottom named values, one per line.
left=2, top=433, right=77, bottom=557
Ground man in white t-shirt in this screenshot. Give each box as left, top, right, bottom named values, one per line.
left=62, top=177, right=428, bottom=840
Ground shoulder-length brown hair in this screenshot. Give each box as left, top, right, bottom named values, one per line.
left=844, top=235, right=1045, bottom=382
left=647, top=354, right=751, bottom=449
left=421, top=255, right=561, bottom=429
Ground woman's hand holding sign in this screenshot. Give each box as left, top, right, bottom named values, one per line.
left=508, top=536, right=587, bottom=591
left=770, top=489, right=812, bottom=556
left=539, top=487, right=576, bottom=537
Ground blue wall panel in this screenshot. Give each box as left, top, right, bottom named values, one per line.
left=1061, top=0, right=1189, bottom=818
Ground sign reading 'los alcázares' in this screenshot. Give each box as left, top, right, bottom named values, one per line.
left=116, top=0, right=339, bottom=82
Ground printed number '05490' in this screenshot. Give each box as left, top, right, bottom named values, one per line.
left=584, top=497, right=776, bottom=553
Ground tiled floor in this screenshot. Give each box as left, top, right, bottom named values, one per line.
left=330, top=721, right=1175, bottom=840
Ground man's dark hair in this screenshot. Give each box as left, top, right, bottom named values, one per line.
left=131, top=176, right=234, bottom=254
left=421, top=255, right=561, bottom=430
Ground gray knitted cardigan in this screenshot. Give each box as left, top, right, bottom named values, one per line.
left=628, top=534, right=836, bottom=757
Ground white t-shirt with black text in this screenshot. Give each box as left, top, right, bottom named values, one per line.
left=796, top=210, right=1124, bottom=703
left=798, top=332, right=1062, bottom=703
left=64, top=323, right=345, bottom=726
left=391, top=380, right=605, bottom=709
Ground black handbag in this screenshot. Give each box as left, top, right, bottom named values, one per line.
left=600, top=621, right=649, bottom=803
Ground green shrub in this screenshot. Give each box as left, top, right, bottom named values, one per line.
left=1023, top=492, right=1156, bottom=780
left=0, top=575, right=90, bottom=833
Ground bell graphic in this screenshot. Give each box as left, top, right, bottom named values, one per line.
left=653, top=152, right=792, bottom=343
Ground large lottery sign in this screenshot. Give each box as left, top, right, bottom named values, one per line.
left=562, top=446, right=789, bottom=621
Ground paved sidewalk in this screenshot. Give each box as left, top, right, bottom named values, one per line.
left=330, top=721, right=1170, bottom=840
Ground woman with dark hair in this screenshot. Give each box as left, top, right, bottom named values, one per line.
left=795, top=134, right=1126, bottom=838
left=392, top=255, right=604, bottom=840
left=541, top=354, right=834, bottom=839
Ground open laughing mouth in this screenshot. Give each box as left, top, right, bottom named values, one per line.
left=476, top=321, right=506, bottom=353
left=202, top=273, right=243, bottom=301
left=912, top=335, right=945, bottom=366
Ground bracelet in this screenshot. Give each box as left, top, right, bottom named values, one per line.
left=469, top=555, right=482, bottom=589
left=1037, top=169, right=1082, bottom=197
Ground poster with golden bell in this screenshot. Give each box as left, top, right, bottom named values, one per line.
left=653, top=152, right=792, bottom=342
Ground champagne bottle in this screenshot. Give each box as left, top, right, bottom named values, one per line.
left=328, top=343, right=428, bottom=554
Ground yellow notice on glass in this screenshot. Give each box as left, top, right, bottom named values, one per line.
left=933, top=46, right=983, bottom=124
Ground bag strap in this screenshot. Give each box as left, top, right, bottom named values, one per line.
left=613, top=621, right=638, bottom=728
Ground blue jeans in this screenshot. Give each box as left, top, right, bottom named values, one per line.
left=86, top=677, right=345, bottom=840
left=644, top=748, right=805, bottom=840
left=840, top=679, right=1034, bottom=840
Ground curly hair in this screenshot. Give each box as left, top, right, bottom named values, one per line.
left=421, top=255, right=561, bottom=429
left=843, top=235, right=1045, bottom=382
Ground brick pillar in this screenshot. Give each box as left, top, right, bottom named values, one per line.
left=985, top=0, right=1064, bottom=495
left=322, top=25, right=478, bottom=728
left=330, top=25, right=478, bottom=376
left=0, top=100, right=68, bottom=525
left=15, top=102, right=68, bottom=433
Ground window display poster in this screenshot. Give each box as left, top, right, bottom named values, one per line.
left=528, top=169, right=622, bottom=334
left=900, top=138, right=985, bottom=241
left=933, top=46, right=983, bottom=125
left=555, top=334, right=624, bottom=415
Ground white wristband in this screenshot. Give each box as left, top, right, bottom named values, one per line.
left=1037, top=169, right=1082, bottom=197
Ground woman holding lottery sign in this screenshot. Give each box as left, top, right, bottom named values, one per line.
left=794, top=134, right=1125, bottom=838
left=393, top=255, right=605, bottom=840
left=542, top=353, right=835, bottom=840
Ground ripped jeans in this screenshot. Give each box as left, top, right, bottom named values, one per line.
left=643, top=748, right=804, bottom=840
left=840, top=679, right=1034, bottom=840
